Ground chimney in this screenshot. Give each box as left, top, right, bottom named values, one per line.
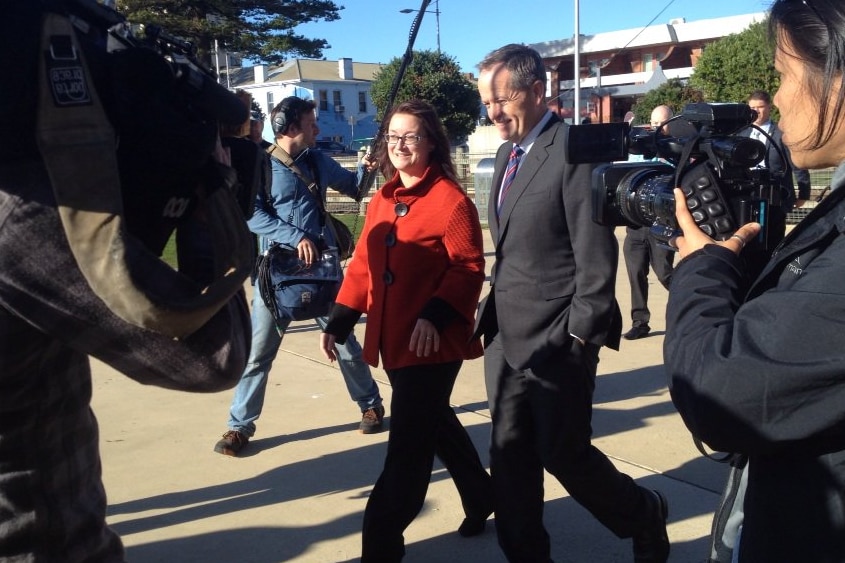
left=338, top=58, right=354, bottom=80
left=254, top=64, right=267, bottom=84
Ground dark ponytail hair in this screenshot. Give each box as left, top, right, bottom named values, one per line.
left=769, top=0, right=845, bottom=149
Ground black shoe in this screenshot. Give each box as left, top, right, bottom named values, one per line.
left=623, top=325, right=651, bottom=340
left=214, top=430, right=249, bottom=457
left=633, top=489, right=670, bottom=563
left=458, top=508, right=493, bottom=537
left=359, top=405, right=385, bottom=434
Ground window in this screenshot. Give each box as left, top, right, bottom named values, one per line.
left=318, top=90, right=329, bottom=112
left=358, top=91, right=367, bottom=113
left=266, top=92, right=274, bottom=116
left=332, top=91, right=344, bottom=114
left=642, top=53, right=654, bottom=71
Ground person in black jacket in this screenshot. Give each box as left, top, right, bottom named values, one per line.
left=665, top=1, right=845, bottom=561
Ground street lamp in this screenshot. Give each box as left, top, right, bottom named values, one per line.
left=399, top=0, right=441, bottom=53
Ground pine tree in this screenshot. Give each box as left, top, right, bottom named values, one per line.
left=116, top=0, right=343, bottom=68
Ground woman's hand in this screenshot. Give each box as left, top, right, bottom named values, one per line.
left=320, top=332, right=338, bottom=363
left=410, top=319, right=439, bottom=357
left=672, top=188, right=762, bottom=259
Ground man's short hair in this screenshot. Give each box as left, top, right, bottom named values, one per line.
left=748, top=90, right=772, bottom=104
left=478, top=44, right=547, bottom=92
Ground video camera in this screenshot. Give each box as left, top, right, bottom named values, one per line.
left=567, top=103, right=783, bottom=252
left=57, top=0, right=249, bottom=254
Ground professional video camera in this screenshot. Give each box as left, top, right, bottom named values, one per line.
left=58, top=0, right=249, bottom=254
left=567, top=102, right=783, bottom=252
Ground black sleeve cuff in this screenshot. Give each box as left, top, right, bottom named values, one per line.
left=324, top=302, right=362, bottom=344
left=419, top=297, right=460, bottom=333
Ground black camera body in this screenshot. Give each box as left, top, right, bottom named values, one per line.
left=567, top=102, right=783, bottom=252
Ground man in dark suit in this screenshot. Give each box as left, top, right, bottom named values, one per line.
left=473, top=43, right=670, bottom=563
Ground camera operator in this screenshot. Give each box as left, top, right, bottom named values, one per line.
left=0, top=3, right=252, bottom=559
left=665, top=1, right=845, bottom=561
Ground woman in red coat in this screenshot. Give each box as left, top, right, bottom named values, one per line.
left=320, top=99, right=492, bottom=562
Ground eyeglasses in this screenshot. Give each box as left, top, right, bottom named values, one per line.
left=384, top=133, right=425, bottom=146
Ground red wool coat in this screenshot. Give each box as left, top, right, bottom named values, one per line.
left=335, top=165, right=485, bottom=369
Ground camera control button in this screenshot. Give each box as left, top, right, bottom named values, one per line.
left=700, top=189, right=719, bottom=203
left=715, top=217, right=734, bottom=233
left=706, top=203, right=726, bottom=216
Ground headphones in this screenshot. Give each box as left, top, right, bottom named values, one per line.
left=271, top=97, right=314, bottom=136
left=271, top=99, right=293, bottom=136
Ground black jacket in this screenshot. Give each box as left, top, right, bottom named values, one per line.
left=665, top=163, right=845, bottom=562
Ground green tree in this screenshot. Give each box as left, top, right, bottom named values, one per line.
left=633, top=78, right=705, bottom=124
left=116, top=0, right=342, bottom=68
left=369, top=50, right=481, bottom=142
left=689, top=20, right=776, bottom=103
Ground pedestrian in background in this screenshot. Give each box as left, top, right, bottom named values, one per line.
left=622, top=105, right=676, bottom=340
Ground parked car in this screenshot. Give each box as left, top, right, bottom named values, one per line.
left=348, top=137, right=375, bottom=153
left=315, top=140, right=354, bottom=155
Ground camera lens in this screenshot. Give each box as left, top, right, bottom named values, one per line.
left=615, top=168, right=677, bottom=229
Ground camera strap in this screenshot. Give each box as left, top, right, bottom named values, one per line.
left=35, top=11, right=253, bottom=338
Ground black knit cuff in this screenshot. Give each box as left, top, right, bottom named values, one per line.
left=324, top=302, right=362, bottom=344
left=419, top=297, right=460, bottom=333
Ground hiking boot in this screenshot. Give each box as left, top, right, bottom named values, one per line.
left=359, top=405, right=385, bottom=434
left=214, top=430, right=249, bottom=456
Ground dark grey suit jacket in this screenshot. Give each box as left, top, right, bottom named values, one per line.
left=474, top=115, right=622, bottom=370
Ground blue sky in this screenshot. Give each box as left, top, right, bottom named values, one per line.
left=297, top=0, right=771, bottom=74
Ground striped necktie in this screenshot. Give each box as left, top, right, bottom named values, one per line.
left=497, top=145, right=524, bottom=215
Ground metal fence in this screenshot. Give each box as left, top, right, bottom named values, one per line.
left=328, top=153, right=836, bottom=226
left=786, top=167, right=835, bottom=224
left=327, top=151, right=496, bottom=215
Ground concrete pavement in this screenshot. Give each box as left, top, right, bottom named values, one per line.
left=93, top=226, right=727, bottom=562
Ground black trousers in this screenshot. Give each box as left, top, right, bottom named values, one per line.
left=623, top=226, right=674, bottom=327
left=484, top=337, right=655, bottom=562
left=361, top=360, right=492, bottom=562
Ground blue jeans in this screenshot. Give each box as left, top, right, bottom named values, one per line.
left=227, top=289, right=382, bottom=437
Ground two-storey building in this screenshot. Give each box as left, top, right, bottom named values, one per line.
left=227, top=58, right=383, bottom=147
left=529, top=12, right=767, bottom=123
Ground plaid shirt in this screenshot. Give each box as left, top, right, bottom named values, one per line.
left=0, top=158, right=249, bottom=558
left=0, top=308, right=125, bottom=561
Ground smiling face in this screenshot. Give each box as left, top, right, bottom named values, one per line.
left=478, top=62, right=546, bottom=145
left=386, top=112, right=431, bottom=178
left=773, top=30, right=845, bottom=169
